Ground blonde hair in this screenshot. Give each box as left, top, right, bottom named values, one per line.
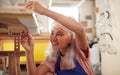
left=46, top=22, right=75, bottom=69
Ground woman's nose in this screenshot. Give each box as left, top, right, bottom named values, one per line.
left=52, top=35, right=57, bottom=41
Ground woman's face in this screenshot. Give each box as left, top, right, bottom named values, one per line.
left=50, top=27, right=71, bottom=51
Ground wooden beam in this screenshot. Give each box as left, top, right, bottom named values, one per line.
left=0, top=14, right=33, bottom=18
left=0, top=51, right=25, bottom=56
left=0, top=33, right=20, bottom=35
left=0, top=34, right=50, bottom=40
left=0, top=8, right=33, bottom=18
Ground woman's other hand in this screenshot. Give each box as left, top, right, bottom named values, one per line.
left=25, top=1, right=46, bottom=15
left=21, top=31, right=34, bottom=52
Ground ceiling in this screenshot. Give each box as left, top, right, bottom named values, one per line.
left=0, top=0, right=84, bottom=7
left=51, top=0, right=83, bottom=7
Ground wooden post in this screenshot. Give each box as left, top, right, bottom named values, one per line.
left=8, top=35, right=21, bottom=75
left=0, top=40, right=2, bottom=50
left=8, top=54, right=17, bottom=75
left=14, top=35, right=21, bottom=75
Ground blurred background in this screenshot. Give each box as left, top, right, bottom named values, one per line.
left=0, top=0, right=120, bottom=75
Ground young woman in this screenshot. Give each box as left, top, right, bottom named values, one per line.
left=21, top=1, right=93, bottom=75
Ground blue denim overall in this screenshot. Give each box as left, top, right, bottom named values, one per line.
left=55, top=55, right=87, bottom=75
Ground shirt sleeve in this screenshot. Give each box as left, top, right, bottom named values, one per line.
left=41, top=56, right=55, bottom=72
left=82, top=47, right=89, bottom=58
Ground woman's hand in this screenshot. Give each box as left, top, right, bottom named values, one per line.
left=21, top=31, right=34, bottom=52
left=25, top=1, right=46, bottom=15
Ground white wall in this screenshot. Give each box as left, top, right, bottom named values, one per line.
left=79, top=0, right=96, bottom=42
left=95, top=0, right=120, bottom=75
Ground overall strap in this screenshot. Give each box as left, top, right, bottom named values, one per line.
left=55, top=54, right=61, bottom=72
left=73, top=58, right=87, bottom=75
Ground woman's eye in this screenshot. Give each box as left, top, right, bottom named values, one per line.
left=57, top=33, right=63, bottom=36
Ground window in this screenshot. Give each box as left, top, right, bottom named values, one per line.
left=48, top=7, right=79, bottom=32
